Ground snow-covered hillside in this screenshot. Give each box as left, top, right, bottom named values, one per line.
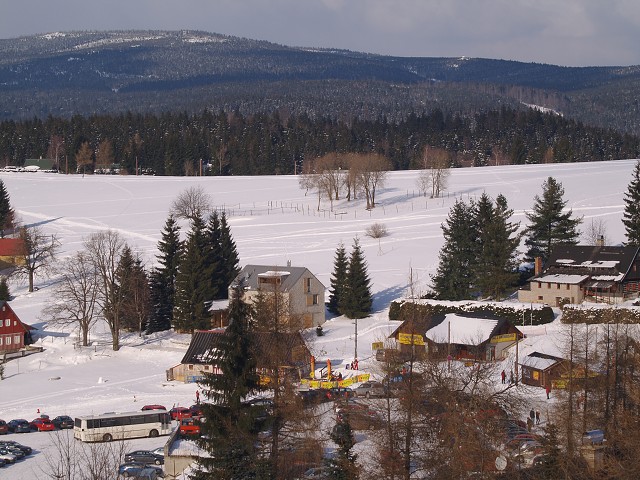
left=0, top=159, right=637, bottom=477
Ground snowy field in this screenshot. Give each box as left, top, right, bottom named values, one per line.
left=0, top=159, right=637, bottom=477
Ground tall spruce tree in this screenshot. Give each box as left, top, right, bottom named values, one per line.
left=622, top=160, right=640, bottom=246
left=474, top=194, right=521, bottom=300
left=524, top=177, right=582, bottom=263
left=327, top=242, right=348, bottom=315
left=173, top=214, right=212, bottom=332
left=205, top=210, right=224, bottom=299
left=0, top=179, right=14, bottom=238
left=147, top=215, right=182, bottom=333
left=341, top=238, right=373, bottom=319
left=193, top=288, right=262, bottom=480
left=326, top=419, right=358, bottom=480
left=431, top=199, right=477, bottom=300
left=219, top=211, right=241, bottom=299
left=115, top=245, right=136, bottom=331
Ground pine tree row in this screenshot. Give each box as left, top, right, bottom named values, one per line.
left=328, top=238, right=373, bottom=319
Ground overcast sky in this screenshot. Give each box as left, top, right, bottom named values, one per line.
left=2, top=0, right=639, bottom=67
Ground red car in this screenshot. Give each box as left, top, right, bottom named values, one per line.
left=0, top=419, right=8, bottom=435
left=141, top=404, right=166, bottom=411
left=30, top=417, right=55, bottom=432
left=169, top=407, right=192, bottom=421
left=179, top=416, right=202, bottom=437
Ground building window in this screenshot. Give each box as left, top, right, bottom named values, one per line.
left=557, top=283, right=560, bottom=289
left=4, top=319, right=9, bottom=327
left=566, top=284, right=570, bottom=290
left=537, top=282, right=541, bottom=288
left=0, top=337, right=3, bottom=345
left=312, top=294, right=319, bottom=305
left=188, top=365, right=193, bottom=370
left=6, top=336, right=11, bottom=345
left=14, top=335, right=20, bottom=344
left=538, top=296, right=543, bottom=301
left=304, top=278, right=311, bottom=293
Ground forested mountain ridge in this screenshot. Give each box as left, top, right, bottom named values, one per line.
left=1, top=30, right=640, bottom=134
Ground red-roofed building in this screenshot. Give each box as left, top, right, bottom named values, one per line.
left=0, top=301, right=34, bottom=353
left=0, top=237, right=25, bottom=266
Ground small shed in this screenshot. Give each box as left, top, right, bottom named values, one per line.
left=520, top=352, right=567, bottom=389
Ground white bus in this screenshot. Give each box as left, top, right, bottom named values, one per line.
left=73, top=410, right=172, bottom=442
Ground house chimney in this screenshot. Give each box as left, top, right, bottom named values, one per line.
left=596, top=235, right=605, bottom=247
left=534, top=257, right=543, bottom=276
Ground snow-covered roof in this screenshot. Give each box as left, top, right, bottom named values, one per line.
left=536, top=274, right=589, bottom=284
left=425, top=313, right=498, bottom=346
left=520, top=354, right=561, bottom=370
left=591, top=274, right=625, bottom=281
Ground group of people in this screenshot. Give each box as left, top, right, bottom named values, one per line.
left=527, top=408, right=541, bottom=431
left=500, top=369, right=515, bottom=385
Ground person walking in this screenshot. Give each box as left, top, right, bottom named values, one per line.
left=546, top=384, right=551, bottom=399
left=196, top=390, right=200, bottom=404
left=501, top=370, right=506, bottom=384
left=529, top=408, right=535, bottom=423
left=535, top=410, right=540, bottom=425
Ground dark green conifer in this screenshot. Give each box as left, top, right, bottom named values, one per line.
left=622, top=160, right=640, bottom=246
left=431, top=199, right=477, bottom=300
left=524, top=177, right=582, bottom=263
left=219, top=211, right=240, bottom=299
left=205, top=210, right=224, bottom=300
left=192, top=288, right=262, bottom=480
left=325, top=419, right=358, bottom=480
left=341, top=238, right=373, bottom=319
left=147, top=215, right=181, bottom=333
left=474, top=194, right=521, bottom=300
left=0, top=276, right=11, bottom=301
left=327, top=242, right=348, bottom=315
left=173, top=214, right=212, bottom=332
left=0, top=180, right=15, bottom=238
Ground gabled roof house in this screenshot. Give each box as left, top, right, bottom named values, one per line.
left=518, top=245, right=640, bottom=305
left=230, top=264, right=326, bottom=328
left=0, top=301, right=35, bottom=353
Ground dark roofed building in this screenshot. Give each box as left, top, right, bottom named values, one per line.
left=519, top=245, right=640, bottom=305
left=167, top=329, right=311, bottom=383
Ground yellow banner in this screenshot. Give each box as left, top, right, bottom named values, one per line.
left=372, top=342, right=384, bottom=351
left=490, top=333, right=517, bottom=343
left=398, top=333, right=425, bottom=346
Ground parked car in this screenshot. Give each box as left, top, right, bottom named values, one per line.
left=150, top=447, right=164, bottom=457
left=118, top=462, right=164, bottom=478
left=179, top=417, right=202, bottom=438
left=0, top=457, right=6, bottom=467
left=0, top=420, right=8, bottom=435
left=124, top=450, right=165, bottom=465
left=169, top=407, right=192, bottom=421
left=0, top=443, right=26, bottom=459
left=52, top=415, right=75, bottom=429
left=0, top=441, right=32, bottom=455
left=335, top=402, right=381, bottom=430
left=324, top=387, right=354, bottom=401
left=296, top=389, right=326, bottom=406
left=0, top=448, right=17, bottom=464
left=30, top=417, right=56, bottom=432
left=352, top=380, right=388, bottom=398
left=141, top=405, right=166, bottom=411
left=7, top=419, right=31, bottom=433
left=189, top=404, right=203, bottom=417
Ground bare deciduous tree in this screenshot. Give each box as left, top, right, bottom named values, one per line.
left=354, top=153, right=391, bottom=209
left=75, top=141, right=93, bottom=176
left=422, top=146, right=450, bottom=198
left=41, top=251, right=98, bottom=346
left=41, top=430, right=129, bottom=480
left=170, top=185, right=212, bottom=221
left=584, top=218, right=610, bottom=246
left=13, top=225, right=60, bottom=292
left=366, top=222, right=389, bottom=239
left=84, top=230, right=127, bottom=351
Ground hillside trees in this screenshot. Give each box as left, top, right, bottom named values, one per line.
left=218, top=211, right=241, bottom=297
left=524, top=177, right=582, bottom=263
left=75, top=141, right=93, bottom=175
left=117, top=247, right=151, bottom=333
left=622, top=159, right=640, bottom=246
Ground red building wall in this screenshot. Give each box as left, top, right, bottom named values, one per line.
left=0, top=302, right=27, bottom=352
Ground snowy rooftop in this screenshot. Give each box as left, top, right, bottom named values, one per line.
left=425, top=313, right=498, bottom=346
left=536, top=274, right=589, bottom=284
left=520, top=354, right=561, bottom=370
